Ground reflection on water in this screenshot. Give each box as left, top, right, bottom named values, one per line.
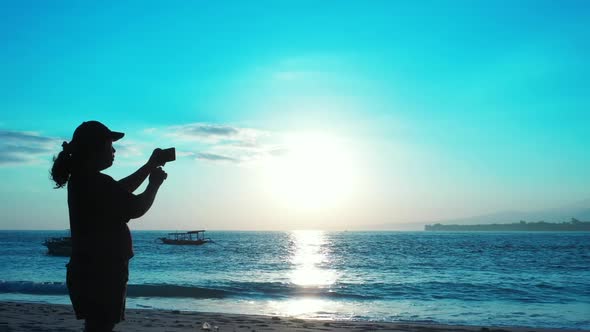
left=268, top=230, right=340, bottom=317
left=268, top=298, right=334, bottom=318
left=289, top=230, right=338, bottom=287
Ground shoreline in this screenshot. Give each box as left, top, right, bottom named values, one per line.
left=0, top=301, right=585, bottom=332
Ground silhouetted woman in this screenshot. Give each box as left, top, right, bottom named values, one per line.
left=51, top=121, right=168, bottom=332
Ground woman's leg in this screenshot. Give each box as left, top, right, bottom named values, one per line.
left=84, top=319, right=115, bottom=332
left=69, top=258, right=128, bottom=331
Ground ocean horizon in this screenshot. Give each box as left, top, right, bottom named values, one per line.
left=1, top=230, right=588, bottom=330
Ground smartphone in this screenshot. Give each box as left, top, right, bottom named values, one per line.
left=160, top=148, right=176, bottom=163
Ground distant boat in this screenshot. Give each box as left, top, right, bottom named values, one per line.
left=43, top=236, right=72, bottom=256
left=158, top=230, right=213, bottom=245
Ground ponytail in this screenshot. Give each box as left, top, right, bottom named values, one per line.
left=50, top=141, right=72, bottom=188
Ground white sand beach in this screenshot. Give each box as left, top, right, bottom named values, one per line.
left=0, top=301, right=580, bottom=332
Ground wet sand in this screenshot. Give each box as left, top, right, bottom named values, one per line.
left=0, top=301, right=580, bottom=332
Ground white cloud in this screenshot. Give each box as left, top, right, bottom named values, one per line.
left=166, top=123, right=267, bottom=145
left=196, top=152, right=240, bottom=163
left=197, top=143, right=288, bottom=165
left=0, top=130, right=63, bottom=166
left=145, top=122, right=286, bottom=165
left=113, top=140, right=146, bottom=159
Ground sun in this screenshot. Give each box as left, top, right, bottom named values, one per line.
left=264, top=133, right=357, bottom=211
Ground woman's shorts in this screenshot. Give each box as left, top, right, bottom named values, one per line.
left=66, top=258, right=129, bottom=324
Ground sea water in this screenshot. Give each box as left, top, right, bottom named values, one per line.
left=0, top=230, right=588, bottom=329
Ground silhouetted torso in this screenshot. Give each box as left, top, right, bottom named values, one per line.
left=68, top=171, right=136, bottom=261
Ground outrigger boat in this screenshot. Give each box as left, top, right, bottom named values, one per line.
left=43, top=236, right=72, bottom=256
left=158, top=230, right=213, bottom=245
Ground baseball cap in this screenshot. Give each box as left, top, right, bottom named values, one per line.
left=72, top=121, right=124, bottom=146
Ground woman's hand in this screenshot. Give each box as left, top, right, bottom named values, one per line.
left=148, top=148, right=166, bottom=168
left=149, top=167, right=167, bottom=187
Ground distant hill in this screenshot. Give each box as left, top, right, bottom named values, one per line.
left=424, top=199, right=590, bottom=226
left=425, top=219, right=590, bottom=232
left=368, top=199, right=590, bottom=231
left=439, top=209, right=590, bottom=226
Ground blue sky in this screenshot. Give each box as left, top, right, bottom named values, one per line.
left=1, top=1, right=589, bottom=230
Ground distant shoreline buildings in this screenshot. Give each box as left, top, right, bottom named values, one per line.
left=425, top=218, right=590, bottom=231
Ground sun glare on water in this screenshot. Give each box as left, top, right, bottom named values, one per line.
left=266, top=230, right=338, bottom=317
left=264, top=133, right=357, bottom=211
left=289, top=230, right=337, bottom=287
